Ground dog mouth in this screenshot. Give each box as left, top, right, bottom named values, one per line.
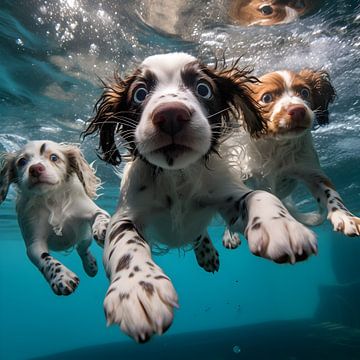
left=153, top=144, right=193, bottom=157
left=29, top=179, right=58, bottom=188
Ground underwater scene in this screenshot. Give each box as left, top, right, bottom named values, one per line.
left=0, top=0, right=360, bottom=359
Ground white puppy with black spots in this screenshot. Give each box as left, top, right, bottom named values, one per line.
left=84, top=52, right=317, bottom=342
left=0, top=140, right=110, bottom=295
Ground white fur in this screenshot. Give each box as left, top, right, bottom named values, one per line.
left=100, top=54, right=318, bottom=342
left=0, top=140, right=110, bottom=295
left=223, top=70, right=360, bottom=248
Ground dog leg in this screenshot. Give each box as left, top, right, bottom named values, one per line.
left=221, top=190, right=318, bottom=264
left=26, top=242, right=80, bottom=295
left=103, top=215, right=179, bottom=343
left=193, top=232, right=220, bottom=273
left=77, top=239, right=98, bottom=277
left=92, top=210, right=110, bottom=247
left=307, top=177, right=360, bottom=237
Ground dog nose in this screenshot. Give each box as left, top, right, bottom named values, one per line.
left=152, top=102, right=192, bottom=136
left=288, top=105, right=306, bottom=122
left=29, top=163, right=45, bottom=178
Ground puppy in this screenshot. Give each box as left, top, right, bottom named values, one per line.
left=0, top=140, right=110, bottom=295
left=84, top=52, right=317, bottom=342
left=222, top=69, right=359, bottom=250
left=229, top=0, right=320, bottom=26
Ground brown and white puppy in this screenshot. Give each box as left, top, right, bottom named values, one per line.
left=222, top=69, right=359, bottom=250
left=0, top=140, right=110, bottom=295
left=229, top=0, right=320, bottom=26
left=84, top=52, right=317, bottom=342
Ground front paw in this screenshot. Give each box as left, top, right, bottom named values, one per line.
left=245, top=214, right=318, bottom=264
left=328, top=210, right=360, bottom=237
left=222, top=229, right=241, bottom=249
left=92, top=214, right=110, bottom=247
left=104, top=263, right=178, bottom=342
left=46, top=266, right=80, bottom=296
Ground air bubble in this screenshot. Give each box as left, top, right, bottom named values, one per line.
left=233, top=345, right=241, bottom=354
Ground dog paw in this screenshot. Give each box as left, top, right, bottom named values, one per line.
left=328, top=210, right=360, bottom=237
left=194, top=237, right=220, bottom=273
left=93, top=214, right=110, bottom=247
left=81, top=251, right=98, bottom=277
left=47, top=266, right=80, bottom=296
left=245, top=214, right=318, bottom=264
left=222, top=229, right=241, bottom=249
left=104, top=263, right=178, bottom=342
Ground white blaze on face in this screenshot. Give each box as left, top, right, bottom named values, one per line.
left=269, top=70, right=312, bottom=124
left=17, top=141, right=66, bottom=194
left=134, top=53, right=213, bottom=170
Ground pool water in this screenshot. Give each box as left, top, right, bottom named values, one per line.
left=0, top=1, right=360, bottom=359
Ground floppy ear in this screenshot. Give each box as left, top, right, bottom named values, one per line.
left=61, top=144, right=101, bottom=199
left=204, top=61, right=266, bottom=137
left=299, top=69, right=336, bottom=126
left=0, top=153, right=16, bottom=204
left=82, top=72, right=138, bottom=165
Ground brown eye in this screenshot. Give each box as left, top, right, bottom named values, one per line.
left=259, top=4, right=273, bottom=15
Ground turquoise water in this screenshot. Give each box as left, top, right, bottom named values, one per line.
left=1, top=1, right=360, bottom=359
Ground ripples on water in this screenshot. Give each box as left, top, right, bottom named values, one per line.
left=0, top=0, right=359, bottom=221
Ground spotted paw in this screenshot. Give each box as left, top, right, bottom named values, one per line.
left=328, top=210, right=360, bottom=237
left=194, top=236, right=220, bottom=273
left=47, top=265, right=80, bottom=296
left=104, top=261, right=178, bottom=342
left=93, top=213, right=110, bottom=247
left=246, top=214, right=317, bottom=264
left=222, top=229, right=241, bottom=249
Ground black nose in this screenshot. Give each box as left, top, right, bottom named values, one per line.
left=152, top=102, right=192, bottom=136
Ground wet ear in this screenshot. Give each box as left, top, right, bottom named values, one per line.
left=0, top=153, right=16, bottom=204
left=299, top=69, right=336, bottom=126
left=61, top=144, right=100, bottom=199
left=208, top=63, right=266, bottom=137
left=82, top=73, right=136, bottom=165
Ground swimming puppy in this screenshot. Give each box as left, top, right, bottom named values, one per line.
left=84, top=52, right=317, bottom=342
left=222, top=69, right=359, bottom=249
left=0, top=140, right=110, bottom=295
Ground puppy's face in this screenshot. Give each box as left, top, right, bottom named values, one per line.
left=85, top=52, right=264, bottom=169
left=13, top=141, right=69, bottom=195
left=249, top=70, right=335, bottom=139
left=230, top=0, right=317, bottom=26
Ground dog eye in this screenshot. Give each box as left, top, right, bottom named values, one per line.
left=196, top=81, right=212, bottom=99
left=50, top=154, right=58, bottom=162
left=259, top=4, right=273, bottom=15
left=17, top=157, right=28, bottom=167
left=261, top=93, right=273, bottom=103
left=300, top=88, right=310, bottom=99
left=133, top=86, right=149, bottom=104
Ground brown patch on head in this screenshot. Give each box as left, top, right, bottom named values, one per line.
left=229, top=0, right=317, bottom=26
left=298, top=69, right=336, bottom=125
left=197, top=59, right=266, bottom=139
left=82, top=68, right=145, bottom=165
left=249, top=70, right=333, bottom=137
left=60, top=144, right=100, bottom=198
